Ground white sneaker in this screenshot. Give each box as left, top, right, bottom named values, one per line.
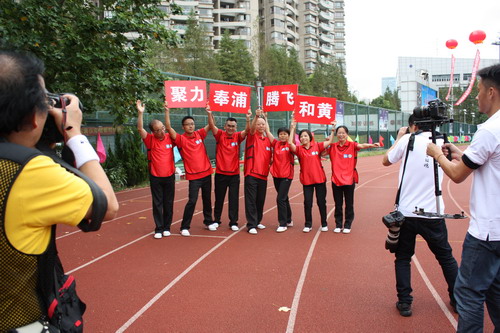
left=154, top=232, right=162, bottom=239
left=248, top=228, right=258, bottom=235
left=321, top=226, right=328, bottom=232
left=257, top=224, right=266, bottom=230
left=343, top=228, right=351, bottom=234
left=303, top=227, right=311, bottom=233
left=287, top=221, right=294, bottom=227
left=181, top=229, right=190, bottom=237
left=333, top=228, right=342, bottom=233
left=207, top=223, right=218, bottom=231
left=163, top=231, right=171, bottom=237
left=276, top=226, right=288, bottom=233
left=230, top=225, right=239, bottom=231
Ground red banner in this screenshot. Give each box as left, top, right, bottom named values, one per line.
left=455, top=50, right=481, bottom=106
left=445, top=54, right=455, bottom=101
left=295, top=95, right=336, bottom=125
left=263, top=84, right=298, bottom=112
left=164, top=80, right=207, bottom=108
left=209, top=83, right=251, bottom=114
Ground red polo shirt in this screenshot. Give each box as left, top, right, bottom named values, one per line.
left=270, top=139, right=294, bottom=179
left=175, top=128, right=212, bottom=180
left=143, top=133, right=175, bottom=177
left=214, top=130, right=244, bottom=175
left=294, top=141, right=326, bottom=185
left=244, top=132, right=272, bottom=180
left=327, top=141, right=359, bottom=186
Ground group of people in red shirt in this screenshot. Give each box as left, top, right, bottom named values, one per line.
left=137, top=101, right=380, bottom=238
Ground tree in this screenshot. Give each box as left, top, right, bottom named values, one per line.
left=216, top=31, right=256, bottom=84
left=438, top=85, right=481, bottom=124
left=258, top=45, right=309, bottom=94
left=308, top=60, right=349, bottom=101
left=0, top=0, right=180, bottom=122
left=370, top=87, right=401, bottom=110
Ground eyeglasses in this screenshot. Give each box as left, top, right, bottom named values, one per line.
left=183, top=122, right=195, bottom=127
left=153, top=126, right=165, bottom=133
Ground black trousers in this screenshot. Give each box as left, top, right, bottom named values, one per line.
left=332, top=183, right=355, bottom=229
left=273, top=177, right=292, bottom=227
left=395, top=217, right=458, bottom=304
left=149, top=174, right=175, bottom=233
left=181, top=175, right=213, bottom=230
left=303, top=182, right=327, bottom=228
left=214, top=173, right=240, bottom=226
left=244, top=175, right=267, bottom=229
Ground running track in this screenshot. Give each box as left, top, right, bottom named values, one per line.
left=55, top=153, right=495, bottom=332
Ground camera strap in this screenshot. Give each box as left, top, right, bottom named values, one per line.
left=394, top=133, right=415, bottom=209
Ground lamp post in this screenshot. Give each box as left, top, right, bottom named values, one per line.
left=463, top=109, right=467, bottom=123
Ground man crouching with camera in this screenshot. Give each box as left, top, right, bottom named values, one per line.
left=382, top=114, right=458, bottom=317
left=0, top=50, right=119, bottom=331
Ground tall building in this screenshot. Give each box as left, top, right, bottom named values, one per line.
left=164, top=0, right=346, bottom=75
left=397, top=56, right=498, bottom=113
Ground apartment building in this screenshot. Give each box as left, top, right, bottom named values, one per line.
left=164, top=0, right=346, bottom=74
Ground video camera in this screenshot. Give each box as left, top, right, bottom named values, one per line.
left=412, top=99, right=451, bottom=127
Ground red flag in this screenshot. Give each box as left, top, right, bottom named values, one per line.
left=379, top=135, right=385, bottom=147
left=96, top=132, right=107, bottom=164
left=455, top=50, right=480, bottom=106
left=368, top=135, right=373, bottom=144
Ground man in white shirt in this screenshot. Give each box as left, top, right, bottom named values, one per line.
left=383, top=115, right=458, bottom=317
left=427, top=63, right=500, bottom=333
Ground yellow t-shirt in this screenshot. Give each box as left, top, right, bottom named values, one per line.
left=5, top=155, right=93, bottom=255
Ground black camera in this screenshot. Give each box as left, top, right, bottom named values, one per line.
left=40, top=93, right=83, bottom=144
left=413, top=99, right=448, bottom=121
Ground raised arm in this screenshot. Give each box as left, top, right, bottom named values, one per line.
left=164, top=101, right=177, bottom=140
left=249, top=108, right=259, bottom=135
left=204, top=102, right=213, bottom=134
left=288, top=113, right=297, bottom=153
left=322, top=120, right=337, bottom=147
left=136, top=100, right=148, bottom=140
left=240, top=109, right=252, bottom=139
left=263, top=112, right=274, bottom=142
left=206, top=103, right=218, bottom=136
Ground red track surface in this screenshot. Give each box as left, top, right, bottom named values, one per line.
left=55, top=153, right=495, bottom=332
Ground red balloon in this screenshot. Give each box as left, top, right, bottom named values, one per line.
left=446, top=39, right=458, bottom=49
left=469, top=30, right=486, bottom=44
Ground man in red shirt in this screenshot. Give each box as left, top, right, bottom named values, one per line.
left=137, top=100, right=175, bottom=239
left=244, top=110, right=272, bottom=235
left=208, top=108, right=251, bottom=231
left=165, top=102, right=216, bottom=236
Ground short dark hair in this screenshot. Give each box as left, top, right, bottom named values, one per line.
left=335, top=125, right=349, bottom=135
left=478, top=63, right=500, bottom=91
left=408, top=115, right=415, bottom=127
left=298, top=129, right=313, bottom=142
left=226, top=117, right=237, bottom=123
left=0, top=50, right=48, bottom=135
left=181, top=116, right=195, bottom=125
left=277, top=127, right=290, bottom=135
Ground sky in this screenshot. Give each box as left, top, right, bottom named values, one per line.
left=344, top=0, right=500, bottom=101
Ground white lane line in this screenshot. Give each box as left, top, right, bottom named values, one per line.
left=414, top=255, right=458, bottom=330
left=286, top=208, right=334, bottom=333
left=116, top=191, right=304, bottom=332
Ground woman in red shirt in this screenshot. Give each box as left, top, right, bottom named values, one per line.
left=270, top=127, right=294, bottom=232
left=289, top=117, right=335, bottom=233
left=326, top=126, right=379, bottom=234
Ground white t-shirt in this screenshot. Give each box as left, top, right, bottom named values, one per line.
left=463, top=110, right=500, bottom=241
left=388, top=132, right=444, bottom=218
